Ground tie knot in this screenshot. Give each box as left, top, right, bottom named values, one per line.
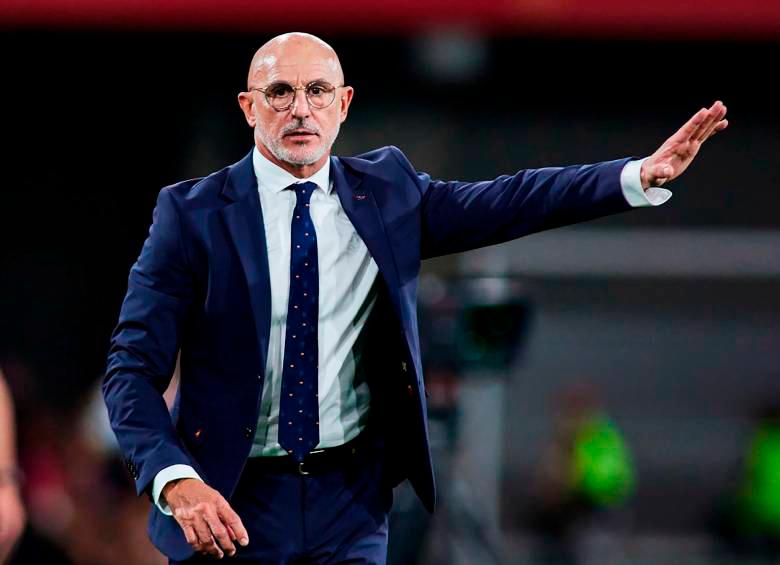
left=290, top=181, right=317, bottom=207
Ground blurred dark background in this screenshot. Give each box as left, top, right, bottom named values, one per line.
left=1, top=3, right=779, bottom=563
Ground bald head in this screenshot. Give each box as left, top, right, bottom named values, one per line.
left=238, top=32, right=354, bottom=178
left=247, top=32, right=344, bottom=89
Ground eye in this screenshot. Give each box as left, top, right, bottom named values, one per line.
left=267, top=83, right=294, bottom=98
left=307, top=83, right=331, bottom=96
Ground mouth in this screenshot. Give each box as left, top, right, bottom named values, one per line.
left=283, top=129, right=319, bottom=141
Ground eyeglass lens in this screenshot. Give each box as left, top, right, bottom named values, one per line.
left=265, top=82, right=336, bottom=110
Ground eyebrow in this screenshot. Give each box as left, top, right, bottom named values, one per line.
left=266, top=78, right=334, bottom=86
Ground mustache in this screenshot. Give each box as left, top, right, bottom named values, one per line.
left=281, top=120, right=320, bottom=136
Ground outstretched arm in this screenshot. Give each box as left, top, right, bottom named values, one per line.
left=412, top=101, right=728, bottom=258
left=415, top=156, right=636, bottom=259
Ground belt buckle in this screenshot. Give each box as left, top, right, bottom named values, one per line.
left=298, top=449, right=325, bottom=476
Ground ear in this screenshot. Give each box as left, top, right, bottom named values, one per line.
left=237, top=92, right=256, bottom=128
left=339, top=86, right=354, bottom=124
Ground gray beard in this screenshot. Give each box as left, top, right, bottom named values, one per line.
left=256, top=119, right=340, bottom=166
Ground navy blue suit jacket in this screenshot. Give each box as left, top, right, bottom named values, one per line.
left=103, top=145, right=635, bottom=559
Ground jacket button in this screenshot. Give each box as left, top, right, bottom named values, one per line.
left=244, top=427, right=254, bottom=438
left=407, top=384, right=414, bottom=397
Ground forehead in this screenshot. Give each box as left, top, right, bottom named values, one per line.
left=252, top=50, right=341, bottom=84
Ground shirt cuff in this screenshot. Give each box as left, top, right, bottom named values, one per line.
left=152, top=464, right=203, bottom=516
left=620, top=157, right=672, bottom=207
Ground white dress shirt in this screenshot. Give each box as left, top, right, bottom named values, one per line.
left=249, top=147, right=379, bottom=457
left=151, top=152, right=668, bottom=514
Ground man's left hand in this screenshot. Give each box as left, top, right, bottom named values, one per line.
left=641, top=100, right=729, bottom=190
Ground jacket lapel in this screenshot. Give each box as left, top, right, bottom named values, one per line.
left=216, top=150, right=406, bottom=374
left=218, top=151, right=273, bottom=374
left=331, top=156, right=404, bottom=322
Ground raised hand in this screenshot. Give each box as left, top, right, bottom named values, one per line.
left=641, top=100, right=728, bottom=189
left=163, top=478, right=249, bottom=559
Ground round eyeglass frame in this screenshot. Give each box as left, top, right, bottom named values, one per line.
left=250, top=82, right=345, bottom=112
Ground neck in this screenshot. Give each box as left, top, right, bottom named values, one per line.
left=256, top=143, right=329, bottom=179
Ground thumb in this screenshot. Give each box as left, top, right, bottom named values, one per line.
left=645, top=162, right=674, bottom=188
left=652, top=163, right=674, bottom=180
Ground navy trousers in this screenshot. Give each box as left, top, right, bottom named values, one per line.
left=170, top=433, right=393, bottom=564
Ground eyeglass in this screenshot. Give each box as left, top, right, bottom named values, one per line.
left=251, top=81, right=344, bottom=112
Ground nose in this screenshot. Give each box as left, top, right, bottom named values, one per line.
left=290, top=88, right=311, bottom=119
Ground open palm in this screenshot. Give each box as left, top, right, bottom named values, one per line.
left=641, top=100, right=728, bottom=189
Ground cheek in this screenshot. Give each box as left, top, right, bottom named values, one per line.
left=320, top=112, right=341, bottom=134
left=256, top=114, right=281, bottom=136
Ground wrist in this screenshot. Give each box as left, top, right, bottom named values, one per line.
left=162, top=478, right=183, bottom=499
left=162, top=477, right=196, bottom=501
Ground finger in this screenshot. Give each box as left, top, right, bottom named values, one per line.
left=699, top=117, right=729, bottom=146
left=696, top=103, right=726, bottom=141
left=193, top=519, right=223, bottom=558
left=649, top=165, right=672, bottom=187
left=708, top=119, right=729, bottom=137
left=676, top=107, right=709, bottom=141
left=200, top=536, right=223, bottom=559
left=652, top=163, right=674, bottom=179
left=699, top=121, right=719, bottom=143
left=205, top=509, right=236, bottom=556
left=711, top=100, right=726, bottom=116
left=689, top=107, right=716, bottom=141
left=694, top=106, right=720, bottom=142
left=181, top=524, right=199, bottom=547
left=692, top=101, right=725, bottom=140
left=219, top=501, right=250, bottom=547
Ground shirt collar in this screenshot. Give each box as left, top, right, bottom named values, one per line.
left=252, top=146, right=332, bottom=195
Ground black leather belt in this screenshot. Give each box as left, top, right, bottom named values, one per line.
left=245, top=428, right=376, bottom=476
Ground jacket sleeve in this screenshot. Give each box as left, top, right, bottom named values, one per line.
left=102, top=186, right=199, bottom=499
left=388, top=146, right=637, bottom=260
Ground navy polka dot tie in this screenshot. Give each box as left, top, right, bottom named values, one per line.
left=279, top=181, right=320, bottom=462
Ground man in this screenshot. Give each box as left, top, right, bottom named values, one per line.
left=103, top=32, right=727, bottom=564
